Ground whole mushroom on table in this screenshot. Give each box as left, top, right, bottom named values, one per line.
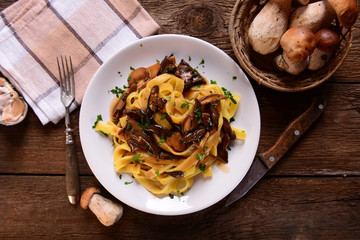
left=248, top=0, right=358, bottom=75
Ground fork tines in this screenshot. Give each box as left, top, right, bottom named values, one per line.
left=57, top=56, right=75, bottom=106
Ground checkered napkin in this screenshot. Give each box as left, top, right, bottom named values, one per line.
left=0, top=0, right=160, bottom=125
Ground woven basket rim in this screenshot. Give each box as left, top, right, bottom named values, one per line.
left=229, top=0, right=353, bottom=92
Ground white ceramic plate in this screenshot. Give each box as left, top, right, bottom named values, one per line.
left=79, top=34, right=260, bottom=215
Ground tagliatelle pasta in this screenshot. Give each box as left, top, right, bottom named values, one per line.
left=94, top=55, right=246, bottom=196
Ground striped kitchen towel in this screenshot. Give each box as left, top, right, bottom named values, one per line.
left=0, top=0, right=160, bottom=125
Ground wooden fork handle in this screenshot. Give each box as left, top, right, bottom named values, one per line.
left=65, top=128, right=80, bottom=204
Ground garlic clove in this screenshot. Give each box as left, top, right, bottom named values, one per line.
left=0, top=77, right=28, bottom=126
left=2, top=97, right=27, bottom=123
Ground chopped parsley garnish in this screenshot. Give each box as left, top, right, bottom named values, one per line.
left=125, top=123, right=132, bottom=131
left=99, top=130, right=109, bottom=137
left=110, top=86, right=125, bottom=98
left=227, top=146, right=232, bottom=151
left=197, top=152, right=204, bottom=160
left=194, top=107, right=202, bottom=118
left=159, top=136, right=165, bottom=143
left=160, top=113, right=167, bottom=120
left=156, top=59, right=160, bottom=62
left=198, top=164, right=206, bottom=173
left=140, top=44, right=143, bottom=47
left=92, top=114, right=102, bottom=128
left=222, top=87, right=237, bottom=104
left=169, top=193, right=174, bottom=199
left=230, top=117, right=235, bottom=123
left=155, top=170, right=160, bottom=177
left=199, top=59, right=205, bottom=65
left=165, top=96, right=171, bottom=101
left=181, top=100, right=193, bottom=109
left=131, top=154, right=141, bottom=163
left=188, top=56, right=192, bottom=61
left=210, top=80, right=217, bottom=84
left=194, top=85, right=201, bottom=88
left=232, top=76, right=237, bottom=80
left=127, top=76, right=131, bottom=81
left=130, top=66, right=135, bottom=71
left=125, top=181, right=133, bottom=185
left=138, top=117, right=150, bottom=129
left=119, top=174, right=122, bottom=179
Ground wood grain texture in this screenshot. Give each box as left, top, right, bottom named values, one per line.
left=0, top=0, right=360, bottom=239
left=0, top=175, right=359, bottom=239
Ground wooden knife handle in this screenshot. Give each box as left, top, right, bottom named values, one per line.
left=259, top=96, right=326, bottom=169
left=65, top=136, right=80, bottom=204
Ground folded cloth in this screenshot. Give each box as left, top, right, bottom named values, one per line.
left=0, top=0, right=160, bottom=124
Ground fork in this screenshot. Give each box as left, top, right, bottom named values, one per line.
left=57, top=56, right=80, bottom=205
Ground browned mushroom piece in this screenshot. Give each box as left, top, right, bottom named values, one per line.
left=160, top=54, right=177, bottom=74
left=182, top=99, right=202, bottom=134
left=175, top=59, right=194, bottom=81
left=111, top=92, right=130, bottom=124
left=148, top=85, right=166, bottom=112
left=180, top=128, right=207, bottom=145
left=128, top=129, right=160, bottom=157
left=80, top=187, right=123, bottom=227
left=199, top=94, right=226, bottom=105
left=164, top=171, right=184, bottom=178
left=222, top=117, right=236, bottom=140
left=166, top=132, right=187, bottom=152
left=146, top=62, right=161, bottom=78
left=128, top=67, right=150, bottom=86
left=217, top=133, right=230, bottom=163
left=143, top=124, right=172, bottom=138
left=208, top=103, right=219, bottom=130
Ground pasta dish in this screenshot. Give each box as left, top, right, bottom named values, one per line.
left=93, top=54, right=245, bottom=196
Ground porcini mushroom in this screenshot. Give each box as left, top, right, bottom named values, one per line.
left=308, top=28, right=340, bottom=70
left=276, top=26, right=318, bottom=75
left=248, top=0, right=292, bottom=55
left=80, top=187, right=123, bottom=227
left=327, top=0, right=358, bottom=29
left=289, top=0, right=336, bottom=32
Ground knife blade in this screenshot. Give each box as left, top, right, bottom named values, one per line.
left=225, top=96, right=326, bottom=206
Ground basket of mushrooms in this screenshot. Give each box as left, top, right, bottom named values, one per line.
left=229, top=0, right=358, bottom=92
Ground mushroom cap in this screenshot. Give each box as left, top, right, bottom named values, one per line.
left=80, top=187, right=101, bottom=209
left=280, top=26, right=318, bottom=62
left=315, top=28, right=340, bottom=52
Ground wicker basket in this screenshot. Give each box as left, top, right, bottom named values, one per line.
left=229, top=0, right=353, bottom=92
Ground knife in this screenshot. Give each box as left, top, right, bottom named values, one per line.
left=225, top=96, right=326, bottom=206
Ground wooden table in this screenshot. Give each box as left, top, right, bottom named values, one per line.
left=1, top=0, right=359, bottom=239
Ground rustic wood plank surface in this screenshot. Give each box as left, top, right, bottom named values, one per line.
left=0, top=0, right=359, bottom=239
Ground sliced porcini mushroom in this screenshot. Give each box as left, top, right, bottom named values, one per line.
left=80, top=187, right=123, bottom=227
left=280, top=26, right=318, bottom=62
left=217, top=133, right=230, bottom=163
left=128, top=129, right=159, bottom=157
left=174, top=59, right=206, bottom=92
left=222, top=117, right=236, bottom=140
left=0, top=77, right=28, bottom=126
left=166, top=132, right=187, bottom=152
left=160, top=54, right=177, bottom=74
left=308, top=28, right=340, bottom=70
left=111, top=92, right=129, bottom=124
left=147, top=62, right=161, bottom=78
left=175, top=59, right=194, bottom=81
left=209, top=103, right=219, bottom=130
left=164, top=171, right=184, bottom=178
left=148, top=85, right=166, bottom=112
left=199, top=94, right=226, bottom=105
left=128, top=67, right=150, bottom=86
left=180, top=128, right=207, bottom=145
left=182, top=99, right=202, bottom=134
left=144, top=124, right=172, bottom=138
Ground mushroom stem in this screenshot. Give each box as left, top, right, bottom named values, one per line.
left=88, top=194, right=123, bottom=227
